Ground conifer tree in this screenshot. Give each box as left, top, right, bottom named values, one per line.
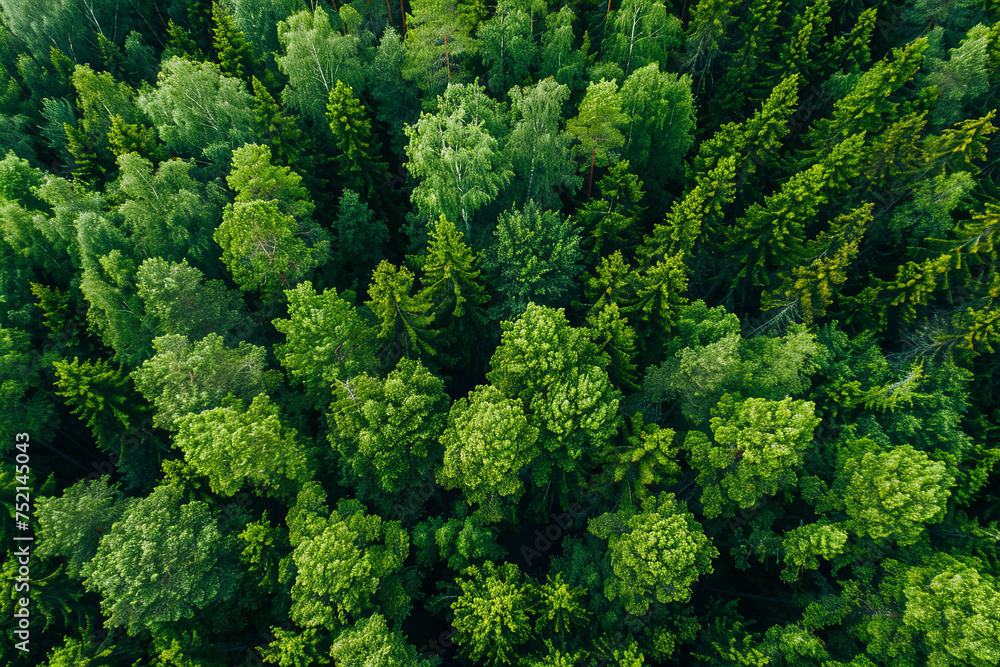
left=326, top=80, right=387, bottom=199
left=211, top=3, right=257, bottom=82
left=365, top=261, right=437, bottom=360
left=250, top=75, right=308, bottom=171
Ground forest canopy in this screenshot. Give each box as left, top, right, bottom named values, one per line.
left=1, top=1, right=999, bottom=666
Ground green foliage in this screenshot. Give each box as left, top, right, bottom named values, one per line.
left=328, top=613, right=439, bottom=666
left=227, top=143, right=314, bottom=218
left=175, top=393, right=311, bottom=501
left=328, top=358, right=448, bottom=509
left=566, top=78, right=627, bottom=170
left=137, top=257, right=247, bottom=340
left=688, top=393, right=821, bottom=518
left=326, top=79, right=387, bottom=199
left=365, top=260, right=437, bottom=359
left=289, top=498, right=410, bottom=629
left=588, top=493, right=718, bottom=615
left=131, top=333, right=279, bottom=431
left=82, top=485, right=240, bottom=635
left=277, top=7, right=363, bottom=124
left=402, top=0, right=478, bottom=97
left=619, top=64, right=695, bottom=183
left=451, top=561, right=536, bottom=665
left=483, top=201, right=583, bottom=322
left=478, top=1, right=535, bottom=95
left=273, top=280, right=377, bottom=407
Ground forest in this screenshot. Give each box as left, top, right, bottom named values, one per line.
left=1, top=0, right=999, bottom=665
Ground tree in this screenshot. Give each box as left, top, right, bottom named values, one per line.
left=327, top=358, right=448, bottom=511
left=565, top=78, right=627, bottom=182
left=130, top=333, right=280, bottom=431
left=417, top=214, right=489, bottom=368
left=116, top=153, right=225, bottom=264
left=402, top=0, right=478, bottom=97
left=326, top=79, right=387, bottom=198
left=276, top=7, right=363, bottom=124
left=483, top=201, right=583, bottom=322
left=487, top=304, right=621, bottom=481
left=573, top=160, right=647, bottom=261
left=477, top=1, right=535, bottom=96
left=35, top=476, right=134, bottom=579
left=52, top=356, right=141, bottom=453
left=138, top=56, right=254, bottom=167
left=404, top=82, right=513, bottom=238
left=212, top=2, right=257, bottom=82
left=451, top=561, right=536, bottom=666
left=226, top=143, right=314, bottom=219
left=107, top=114, right=165, bottom=163
left=588, top=493, right=718, bottom=615
left=602, top=0, right=682, bottom=76
left=136, top=257, right=248, bottom=341
left=289, top=498, right=410, bottom=629
left=272, top=281, right=377, bottom=408
left=214, top=200, right=327, bottom=293
left=251, top=75, right=308, bottom=171
left=366, top=261, right=439, bottom=361
left=82, top=485, right=241, bottom=635
left=538, top=6, right=586, bottom=91
left=438, top=384, right=541, bottom=522
left=505, top=78, right=582, bottom=209
left=328, top=613, right=439, bottom=666
left=836, top=445, right=954, bottom=546
left=619, top=64, right=695, bottom=184
left=683, top=0, right=740, bottom=90
left=175, top=394, right=312, bottom=502
left=370, top=26, right=420, bottom=153
left=688, top=393, right=821, bottom=518
left=333, top=189, right=389, bottom=282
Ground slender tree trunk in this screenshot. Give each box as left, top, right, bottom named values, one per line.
left=385, top=0, right=393, bottom=25
left=400, top=0, right=408, bottom=35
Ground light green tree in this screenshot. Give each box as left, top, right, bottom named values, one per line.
left=566, top=78, right=627, bottom=176
left=326, top=79, right=387, bottom=199
left=365, top=260, right=437, bottom=359
left=477, top=0, right=535, bottom=96
left=619, top=64, right=695, bottom=183
left=451, top=561, right=536, bottom=666
left=588, top=493, right=718, bottom=615
left=174, top=394, right=312, bottom=502
left=328, top=613, right=439, bottom=666
left=227, top=143, right=314, bottom=219
left=602, top=0, right=682, bottom=76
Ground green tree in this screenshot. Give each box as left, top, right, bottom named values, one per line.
left=82, top=485, right=241, bottom=635
left=175, top=393, right=311, bottom=502
left=52, top=356, right=142, bottom=454
left=333, top=189, right=389, bottom=282
left=251, top=75, right=308, bottom=170
left=483, top=201, right=583, bottom=322
left=588, top=493, right=718, bottom=615
left=327, top=358, right=448, bottom=511
left=116, top=153, right=225, bottom=264
left=402, top=0, right=478, bottom=97
left=365, top=260, right=437, bottom=359
left=35, top=476, right=134, bottom=579
left=212, top=2, right=257, bottom=82
left=602, top=0, right=682, bottom=76
left=107, top=114, right=165, bottom=163
left=328, top=613, right=439, bottom=666
left=687, top=393, right=821, bottom=518
left=451, top=561, right=536, bottom=666
left=404, top=82, right=513, bottom=238
left=136, top=257, right=248, bottom=341
left=538, top=6, right=586, bottom=91
left=619, top=64, right=695, bottom=184
left=276, top=7, right=363, bottom=124
left=131, top=333, right=279, bottom=431
left=477, top=0, right=535, bottom=96
left=566, top=78, right=627, bottom=179
left=227, top=143, right=314, bottom=218
left=138, top=56, right=254, bottom=167
left=326, top=79, right=387, bottom=198
left=370, top=26, right=420, bottom=153
left=417, top=214, right=489, bottom=369
left=505, top=78, right=582, bottom=209
left=272, top=280, right=377, bottom=409
left=214, top=200, right=327, bottom=293
left=438, top=384, right=541, bottom=522
left=289, top=498, right=410, bottom=629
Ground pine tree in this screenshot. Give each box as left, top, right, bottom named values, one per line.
left=106, top=114, right=165, bottom=163
left=326, top=80, right=387, bottom=199
left=251, top=75, right=308, bottom=171
left=365, top=261, right=437, bottom=360
left=63, top=122, right=102, bottom=183
left=417, top=214, right=489, bottom=369
left=166, top=19, right=204, bottom=61
left=212, top=3, right=256, bottom=81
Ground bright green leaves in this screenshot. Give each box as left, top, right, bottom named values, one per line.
left=781, top=523, right=848, bottom=580
left=365, top=261, right=437, bottom=359
left=276, top=7, right=362, bottom=124
left=477, top=1, right=535, bottom=95
left=326, top=80, right=386, bottom=198
left=603, top=0, right=683, bottom=77
left=227, top=143, right=314, bottom=218
left=689, top=393, right=821, bottom=518
left=451, top=561, right=536, bottom=666
left=82, top=486, right=240, bottom=635
left=138, top=57, right=253, bottom=167
left=131, top=333, right=279, bottom=431
left=438, top=385, right=540, bottom=523
left=328, top=613, right=437, bottom=666
left=838, top=445, right=954, bottom=545
left=566, top=78, right=627, bottom=171
left=289, top=498, right=410, bottom=630
left=487, top=304, right=621, bottom=471
left=272, top=281, right=377, bottom=408
left=588, top=493, right=717, bottom=615
left=214, top=200, right=324, bottom=293
left=174, top=394, right=312, bottom=502
left=619, top=64, right=695, bottom=183
left=137, top=257, right=248, bottom=340
left=328, top=358, right=448, bottom=510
